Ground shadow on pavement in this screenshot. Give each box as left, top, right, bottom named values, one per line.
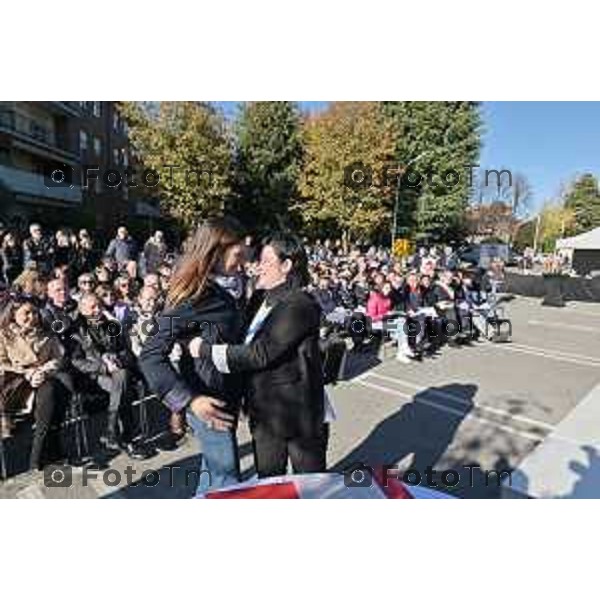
left=332, top=383, right=478, bottom=490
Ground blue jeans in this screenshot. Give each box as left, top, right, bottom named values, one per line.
left=186, top=409, right=240, bottom=496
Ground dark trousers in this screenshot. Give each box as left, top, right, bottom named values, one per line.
left=251, top=424, right=329, bottom=478
left=96, top=368, right=136, bottom=442
left=30, top=376, right=71, bottom=470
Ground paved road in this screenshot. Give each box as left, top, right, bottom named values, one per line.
left=3, top=295, right=600, bottom=499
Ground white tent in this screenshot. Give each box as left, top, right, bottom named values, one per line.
left=556, top=226, right=600, bottom=250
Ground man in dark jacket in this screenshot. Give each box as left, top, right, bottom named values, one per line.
left=40, top=279, right=80, bottom=389
left=312, top=277, right=337, bottom=317
left=23, top=223, right=54, bottom=275
left=142, top=230, right=167, bottom=275
left=190, top=234, right=328, bottom=478
left=105, top=226, right=137, bottom=267
left=71, top=293, right=151, bottom=459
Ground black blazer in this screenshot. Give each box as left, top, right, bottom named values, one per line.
left=199, top=281, right=325, bottom=439
left=71, top=315, right=135, bottom=378
left=139, top=281, right=245, bottom=414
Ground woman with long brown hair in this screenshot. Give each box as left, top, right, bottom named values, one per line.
left=0, top=296, right=71, bottom=469
left=139, top=217, right=247, bottom=495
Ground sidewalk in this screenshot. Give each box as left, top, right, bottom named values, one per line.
left=505, top=383, right=600, bottom=498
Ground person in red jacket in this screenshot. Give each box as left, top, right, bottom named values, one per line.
left=366, top=282, right=393, bottom=322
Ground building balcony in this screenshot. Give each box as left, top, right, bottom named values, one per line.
left=47, top=101, right=82, bottom=117
left=0, top=110, right=79, bottom=163
left=0, top=164, right=82, bottom=204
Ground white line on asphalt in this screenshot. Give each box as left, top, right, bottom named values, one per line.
left=487, top=342, right=600, bottom=368
left=567, top=305, right=600, bottom=317
left=353, top=379, right=546, bottom=443
left=527, top=320, right=600, bottom=334
left=364, top=372, right=554, bottom=432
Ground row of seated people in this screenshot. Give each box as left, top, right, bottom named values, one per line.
left=0, top=280, right=176, bottom=474
left=311, top=267, right=505, bottom=363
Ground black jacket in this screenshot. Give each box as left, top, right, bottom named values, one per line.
left=70, top=314, right=135, bottom=378
left=105, top=237, right=137, bottom=264
left=402, top=285, right=423, bottom=313
left=23, top=236, right=54, bottom=273
left=312, top=288, right=337, bottom=316
left=75, top=246, right=95, bottom=275
left=143, top=239, right=167, bottom=274
left=1, top=245, right=22, bottom=284
left=40, top=299, right=80, bottom=357
left=53, top=244, right=76, bottom=269
left=198, top=281, right=325, bottom=439
left=139, top=281, right=245, bottom=414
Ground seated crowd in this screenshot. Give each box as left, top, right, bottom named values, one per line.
left=0, top=223, right=174, bottom=473
left=0, top=222, right=506, bottom=476
left=304, top=239, right=507, bottom=364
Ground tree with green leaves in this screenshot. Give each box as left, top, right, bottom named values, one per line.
left=536, top=202, right=575, bottom=252
left=118, top=102, right=233, bottom=230
left=563, top=173, right=600, bottom=235
left=296, top=102, right=396, bottom=248
left=382, top=101, right=481, bottom=242
left=231, top=102, right=303, bottom=233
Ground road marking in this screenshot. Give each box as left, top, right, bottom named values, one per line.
left=528, top=320, right=600, bottom=334
left=365, top=372, right=554, bottom=432
left=567, top=304, right=600, bottom=317
left=352, top=379, right=547, bottom=443
left=487, top=342, right=600, bottom=368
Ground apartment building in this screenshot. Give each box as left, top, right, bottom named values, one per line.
left=0, top=101, right=136, bottom=236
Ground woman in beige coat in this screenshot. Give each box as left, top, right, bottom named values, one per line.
left=0, top=296, right=71, bottom=470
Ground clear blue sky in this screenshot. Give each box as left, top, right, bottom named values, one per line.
left=480, top=102, right=600, bottom=212
left=216, top=101, right=600, bottom=213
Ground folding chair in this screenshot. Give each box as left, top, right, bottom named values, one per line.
left=65, top=392, right=92, bottom=466
left=132, top=379, right=158, bottom=444
left=320, top=335, right=348, bottom=384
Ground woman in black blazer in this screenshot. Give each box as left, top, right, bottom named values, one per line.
left=139, top=217, right=246, bottom=495
left=190, top=233, right=329, bottom=478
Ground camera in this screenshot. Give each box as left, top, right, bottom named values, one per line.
left=344, top=462, right=373, bottom=488
left=43, top=465, right=72, bottom=487
left=43, top=163, right=75, bottom=188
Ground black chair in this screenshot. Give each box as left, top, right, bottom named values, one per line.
left=132, top=378, right=157, bottom=444
left=320, top=335, right=348, bottom=384
left=0, top=385, right=94, bottom=480
left=64, top=392, right=93, bottom=466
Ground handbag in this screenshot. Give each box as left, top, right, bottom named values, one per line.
left=0, top=371, right=34, bottom=415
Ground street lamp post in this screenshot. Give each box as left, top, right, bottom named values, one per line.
left=391, top=149, right=433, bottom=249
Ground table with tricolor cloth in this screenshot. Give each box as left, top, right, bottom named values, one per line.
left=196, top=472, right=454, bottom=499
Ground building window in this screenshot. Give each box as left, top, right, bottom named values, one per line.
left=121, top=148, right=128, bottom=167
left=113, top=148, right=120, bottom=165
left=94, top=137, right=102, bottom=156
left=79, top=129, right=88, bottom=153
left=93, top=102, right=102, bottom=118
